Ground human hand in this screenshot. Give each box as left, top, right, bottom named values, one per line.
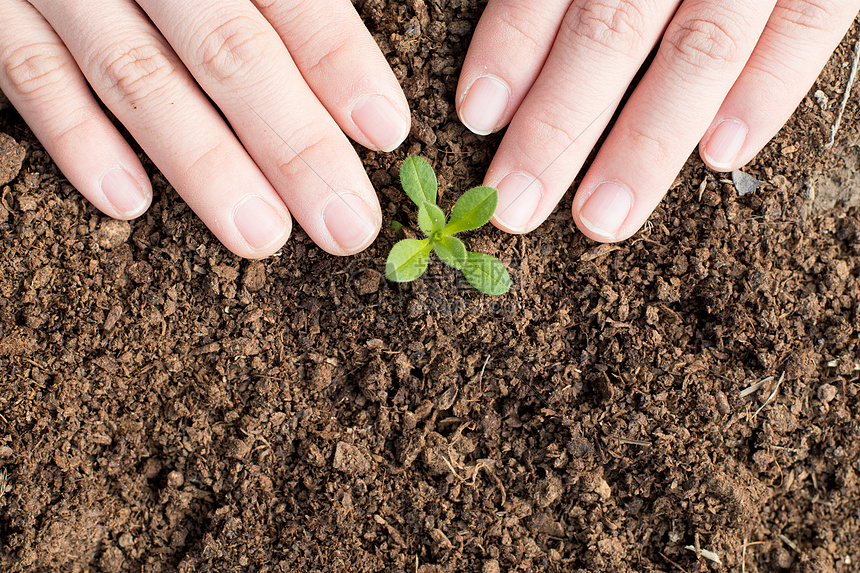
left=0, top=0, right=410, bottom=258
left=457, top=0, right=860, bottom=242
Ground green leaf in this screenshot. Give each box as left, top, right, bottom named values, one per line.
left=400, top=156, right=437, bottom=207
left=390, top=221, right=404, bottom=233
left=418, top=201, right=446, bottom=236
left=462, top=252, right=510, bottom=295
left=434, top=236, right=468, bottom=269
left=385, top=239, right=432, bottom=283
left=444, top=186, right=498, bottom=235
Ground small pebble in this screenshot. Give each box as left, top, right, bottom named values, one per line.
left=167, top=470, right=184, bottom=488
left=118, top=533, right=134, bottom=549
left=732, top=170, right=763, bottom=197
left=715, top=391, right=731, bottom=415
left=817, top=384, right=838, bottom=403
left=97, top=219, right=132, bottom=250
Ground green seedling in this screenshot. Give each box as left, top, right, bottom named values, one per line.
left=385, top=156, right=510, bottom=295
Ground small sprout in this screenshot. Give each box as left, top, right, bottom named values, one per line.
left=390, top=221, right=404, bottom=233
left=385, top=156, right=510, bottom=295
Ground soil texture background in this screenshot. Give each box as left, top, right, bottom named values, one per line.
left=2, top=2, right=860, bottom=572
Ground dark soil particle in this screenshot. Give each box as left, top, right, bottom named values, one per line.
left=2, top=3, right=860, bottom=572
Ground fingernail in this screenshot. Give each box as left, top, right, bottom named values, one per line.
left=703, top=118, right=748, bottom=170
left=351, top=94, right=408, bottom=152
left=578, top=181, right=634, bottom=239
left=459, top=75, right=511, bottom=136
left=493, top=172, right=542, bottom=233
left=234, top=196, right=289, bottom=252
left=101, top=167, right=150, bottom=217
left=323, top=194, right=378, bottom=253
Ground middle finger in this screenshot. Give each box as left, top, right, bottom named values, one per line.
left=139, top=0, right=382, bottom=255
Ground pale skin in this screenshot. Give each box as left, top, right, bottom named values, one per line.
left=0, top=1, right=857, bottom=259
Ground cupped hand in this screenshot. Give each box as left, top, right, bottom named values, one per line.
left=0, top=0, right=410, bottom=258
left=457, top=0, right=859, bottom=242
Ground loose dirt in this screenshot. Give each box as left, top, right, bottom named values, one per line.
left=1, top=2, right=859, bottom=572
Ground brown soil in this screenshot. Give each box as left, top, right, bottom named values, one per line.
left=2, top=3, right=860, bottom=572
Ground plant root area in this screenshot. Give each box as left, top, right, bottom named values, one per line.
left=2, top=3, right=860, bottom=572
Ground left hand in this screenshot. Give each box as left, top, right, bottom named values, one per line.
left=456, top=0, right=860, bottom=242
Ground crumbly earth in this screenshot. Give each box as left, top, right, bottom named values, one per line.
left=1, top=3, right=859, bottom=572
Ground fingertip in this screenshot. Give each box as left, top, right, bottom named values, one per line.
left=233, top=195, right=292, bottom=259
left=573, top=181, right=634, bottom=243
left=321, top=192, right=381, bottom=256
left=100, top=166, right=153, bottom=220
left=700, top=118, right=749, bottom=172
left=458, top=74, right=512, bottom=136
left=350, top=93, right=411, bottom=152
left=490, top=171, right=543, bottom=233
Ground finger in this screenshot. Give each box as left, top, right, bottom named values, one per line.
left=0, top=0, right=151, bottom=220
left=31, top=0, right=292, bottom=259
left=700, top=0, right=860, bottom=171
left=456, top=0, right=573, bottom=136
left=254, top=0, right=410, bottom=153
left=483, top=0, right=680, bottom=233
left=572, top=0, right=777, bottom=242
left=138, top=0, right=381, bottom=256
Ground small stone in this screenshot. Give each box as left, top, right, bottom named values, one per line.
left=0, top=132, right=26, bottom=186
left=482, top=559, right=500, bottom=573
left=715, top=391, right=731, bottom=415
left=814, top=89, right=829, bottom=111
left=817, top=384, right=838, bottom=403
left=103, top=305, right=123, bottom=332
left=732, top=170, right=763, bottom=197
left=594, top=477, right=612, bottom=501
left=118, top=533, right=134, bottom=549
left=167, top=470, right=184, bottom=488
left=0, top=445, right=12, bottom=457
left=97, top=219, right=132, bottom=250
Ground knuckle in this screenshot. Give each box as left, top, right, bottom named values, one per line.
left=530, top=106, right=579, bottom=145
left=627, top=126, right=672, bottom=163
left=250, top=0, right=279, bottom=10
left=776, top=0, right=837, bottom=32
left=277, top=133, right=330, bottom=181
left=569, top=0, right=649, bottom=54
left=96, top=39, right=176, bottom=106
left=663, top=16, right=742, bottom=71
left=2, top=43, right=70, bottom=97
left=193, top=16, right=272, bottom=84
left=295, top=34, right=351, bottom=77
left=497, top=9, right=547, bottom=53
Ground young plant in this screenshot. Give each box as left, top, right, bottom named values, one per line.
left=385, top=156, right=510, bottom=295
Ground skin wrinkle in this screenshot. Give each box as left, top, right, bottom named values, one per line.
left=496, top=6, right=557, bottom=53
left=276, top=135, right=336, bottom=185
left=2, top=44, right=68, bottom=96
left=663, top=15, right=747, bottom=72
left=193, top=15, right=275, bottom=85
left=568, top=0, right=650, bottom=55
left=774, top=0, right=837, bottom=31
left=96, top=41, right=178, bottom=108
left=625, top=124, right=674, bottom=166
